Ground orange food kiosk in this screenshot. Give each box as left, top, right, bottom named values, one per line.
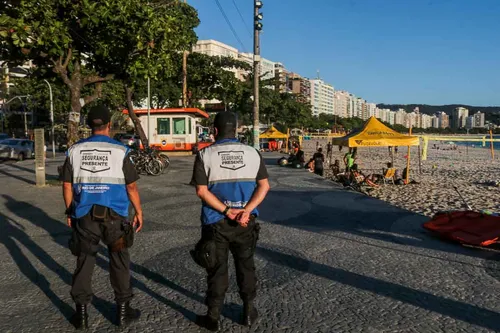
left=123, top=108, right=210, bottom=152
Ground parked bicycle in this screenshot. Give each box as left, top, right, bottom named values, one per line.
left=129, top=147, right=170, bottom=176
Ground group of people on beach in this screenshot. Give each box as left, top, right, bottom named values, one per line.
left=280, top=139, right=417, bottom=189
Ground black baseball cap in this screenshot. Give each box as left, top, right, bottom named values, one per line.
left=214, top=112, right=237, bottom=133
left=87, top=105, right=111, bottom=128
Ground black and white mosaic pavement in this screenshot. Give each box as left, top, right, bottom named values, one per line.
left=0, top=154, right=499, bottom=332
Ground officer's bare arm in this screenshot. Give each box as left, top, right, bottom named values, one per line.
left=126, top=182, right=143, bottom=216
left=63, top=182, right=73, bottom=210
left=196, top=185, right=227, bottom=213
left=243, top=178, right=270, bottom=213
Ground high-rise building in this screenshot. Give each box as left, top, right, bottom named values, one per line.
left=288, top=73, right=311, bottom=105
left=366, top=103, right=377, bottom=120
left=192, top=40, right=240, bottom=78
left=451, top=107, right=469, bottom=129
left=465, top=116, right=475, bottom=130
left=473, top=111, right=485, bottom=128
left=353, top=97, right=365, bottom=119
left=395, top=109, right=406, bottom=126
left=435, top=112, right=449, bottom=129
left=432, top=116, right=440, bottom=129
left=309, top=79, right=335, bottom=116
left=334, top=90, right=351, bottom=118
left=238, top=52, right=276, bottom=81
left=405, top=112, right=418, bottom=128
left=193, top=40, right=278, bottom=83
left=274, top=63, right=290, bottom=93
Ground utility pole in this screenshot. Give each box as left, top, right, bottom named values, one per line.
left=182, top=0, right=188, bottom=108
left=252, top=0, right=263, bottom=149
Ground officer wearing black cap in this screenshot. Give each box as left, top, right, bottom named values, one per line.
left=61, top=105, right=143, bottom=329
left=191, top=112, right=270, bottom=331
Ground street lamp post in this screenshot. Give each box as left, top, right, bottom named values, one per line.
left=43, top=79, right=56, bottom=158
left=253, top=0, right=264, bottom=149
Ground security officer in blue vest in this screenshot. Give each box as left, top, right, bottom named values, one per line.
left=61, top=105, right=143, bottom=329
left=191, top=112, right=270, bottom=331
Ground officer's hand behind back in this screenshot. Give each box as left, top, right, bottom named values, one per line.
left=226, top=208, right=243, bottom=221
left=236, top=210, right=251, bottom=227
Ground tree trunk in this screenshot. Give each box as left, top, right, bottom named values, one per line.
left=125, top=84, right=149, bottom=148
left=51, top=49, right=113, bottom=147
left=68, top=86, right=82, bottom=146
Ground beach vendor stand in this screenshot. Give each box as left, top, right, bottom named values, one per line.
left=123, top=108, right=210, bottom=153
left=332, top=116, right=420, bottom=183
left=259, top=126, right=288, bottom=151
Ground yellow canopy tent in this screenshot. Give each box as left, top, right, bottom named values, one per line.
left=332, top=117, right=420, bottom=184
left=259, top=126, right=288, bottom=139
left=332, top=116, right=419, bottom=147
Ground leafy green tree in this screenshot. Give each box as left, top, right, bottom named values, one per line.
left=0, top=1, right=117, bottom=144
left=0, top=0, right=199, bottom=147
left=133, top=53, right=251, bottom=112
left=81, top=0, right=199, bottom=147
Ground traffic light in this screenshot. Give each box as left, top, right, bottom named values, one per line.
left=255, top=1, right=263, bottom=31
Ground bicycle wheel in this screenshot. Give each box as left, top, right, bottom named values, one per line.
left=160, top=154, right=170, bottom=170
left=146, top=159, right=163, bottom=176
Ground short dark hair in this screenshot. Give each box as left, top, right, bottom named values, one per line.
left=214, top=112, right=237, bottom=138
left=91, top=123, right=109, bottom=132
left=87, top=104, right=111, bottom=130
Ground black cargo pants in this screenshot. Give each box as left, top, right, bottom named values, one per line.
left=202, top=217, right=259, bottom=315
left=69, top=214, right=133, bottom=305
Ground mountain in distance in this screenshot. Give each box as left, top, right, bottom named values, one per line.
left=376, top=104, right=500, bottom=124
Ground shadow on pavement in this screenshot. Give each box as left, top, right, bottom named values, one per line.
left=1, top=194, right=200, bottom=326
left=256, top=246, right=500, bottom=332
left=0, top=211, right=74, bottom=322
left=259, top=186, right=500, bottom=261
left=0, top=168, right=35, bottom=185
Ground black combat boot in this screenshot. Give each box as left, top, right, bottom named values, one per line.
left=70, top=304, right=89, bottom=330
left=241, top=301, right=258, bottom=327
left=196, top=306, right=220, bottom=332
left=116, top=302, right=141, bottom=327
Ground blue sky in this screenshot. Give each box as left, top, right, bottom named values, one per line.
left=188, top=0, right=500, bottom=106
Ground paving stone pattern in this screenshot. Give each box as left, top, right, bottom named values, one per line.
left=0, top=154, right=499, bottom=332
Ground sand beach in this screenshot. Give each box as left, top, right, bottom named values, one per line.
left=300, top=138, right=500, bottom=217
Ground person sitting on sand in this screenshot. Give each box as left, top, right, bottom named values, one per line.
left=330, top=159, right=341, bottom=176
left=289, top=145, right=305, bottom=168
left=382, top=162, right=393, bottom=176
left=349, top=164, right=366, bottom=185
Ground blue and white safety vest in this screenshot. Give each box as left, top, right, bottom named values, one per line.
left=198, top=138, right=262, bottom=225
left=67, top=135, right=130, bottom=218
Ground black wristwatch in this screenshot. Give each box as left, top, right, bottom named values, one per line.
left=222, top=206, right=230, bottom=216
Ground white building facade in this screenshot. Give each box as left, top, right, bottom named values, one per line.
left=309, top=79, right=335, bottom=116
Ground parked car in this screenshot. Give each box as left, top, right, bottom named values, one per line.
left=0, top=133, right=9, bottom=141
left=119, top=134, right=141, bottom=148
left=0, top=139, right=35, bottom=161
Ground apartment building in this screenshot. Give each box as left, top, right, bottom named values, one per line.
left=288, top=73, right=311, bottom=104
left=309, top=79, right=334, bottom=116
left=274, top=63, right=289, bottom=93
left=451, top=107, right=469, bottom=129
left=473, top=111, right=485, bottom=128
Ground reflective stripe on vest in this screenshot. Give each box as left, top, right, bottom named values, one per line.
left=199, top=139, right=261, bottom=224
left=68, top=135, right=130, bottom=218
